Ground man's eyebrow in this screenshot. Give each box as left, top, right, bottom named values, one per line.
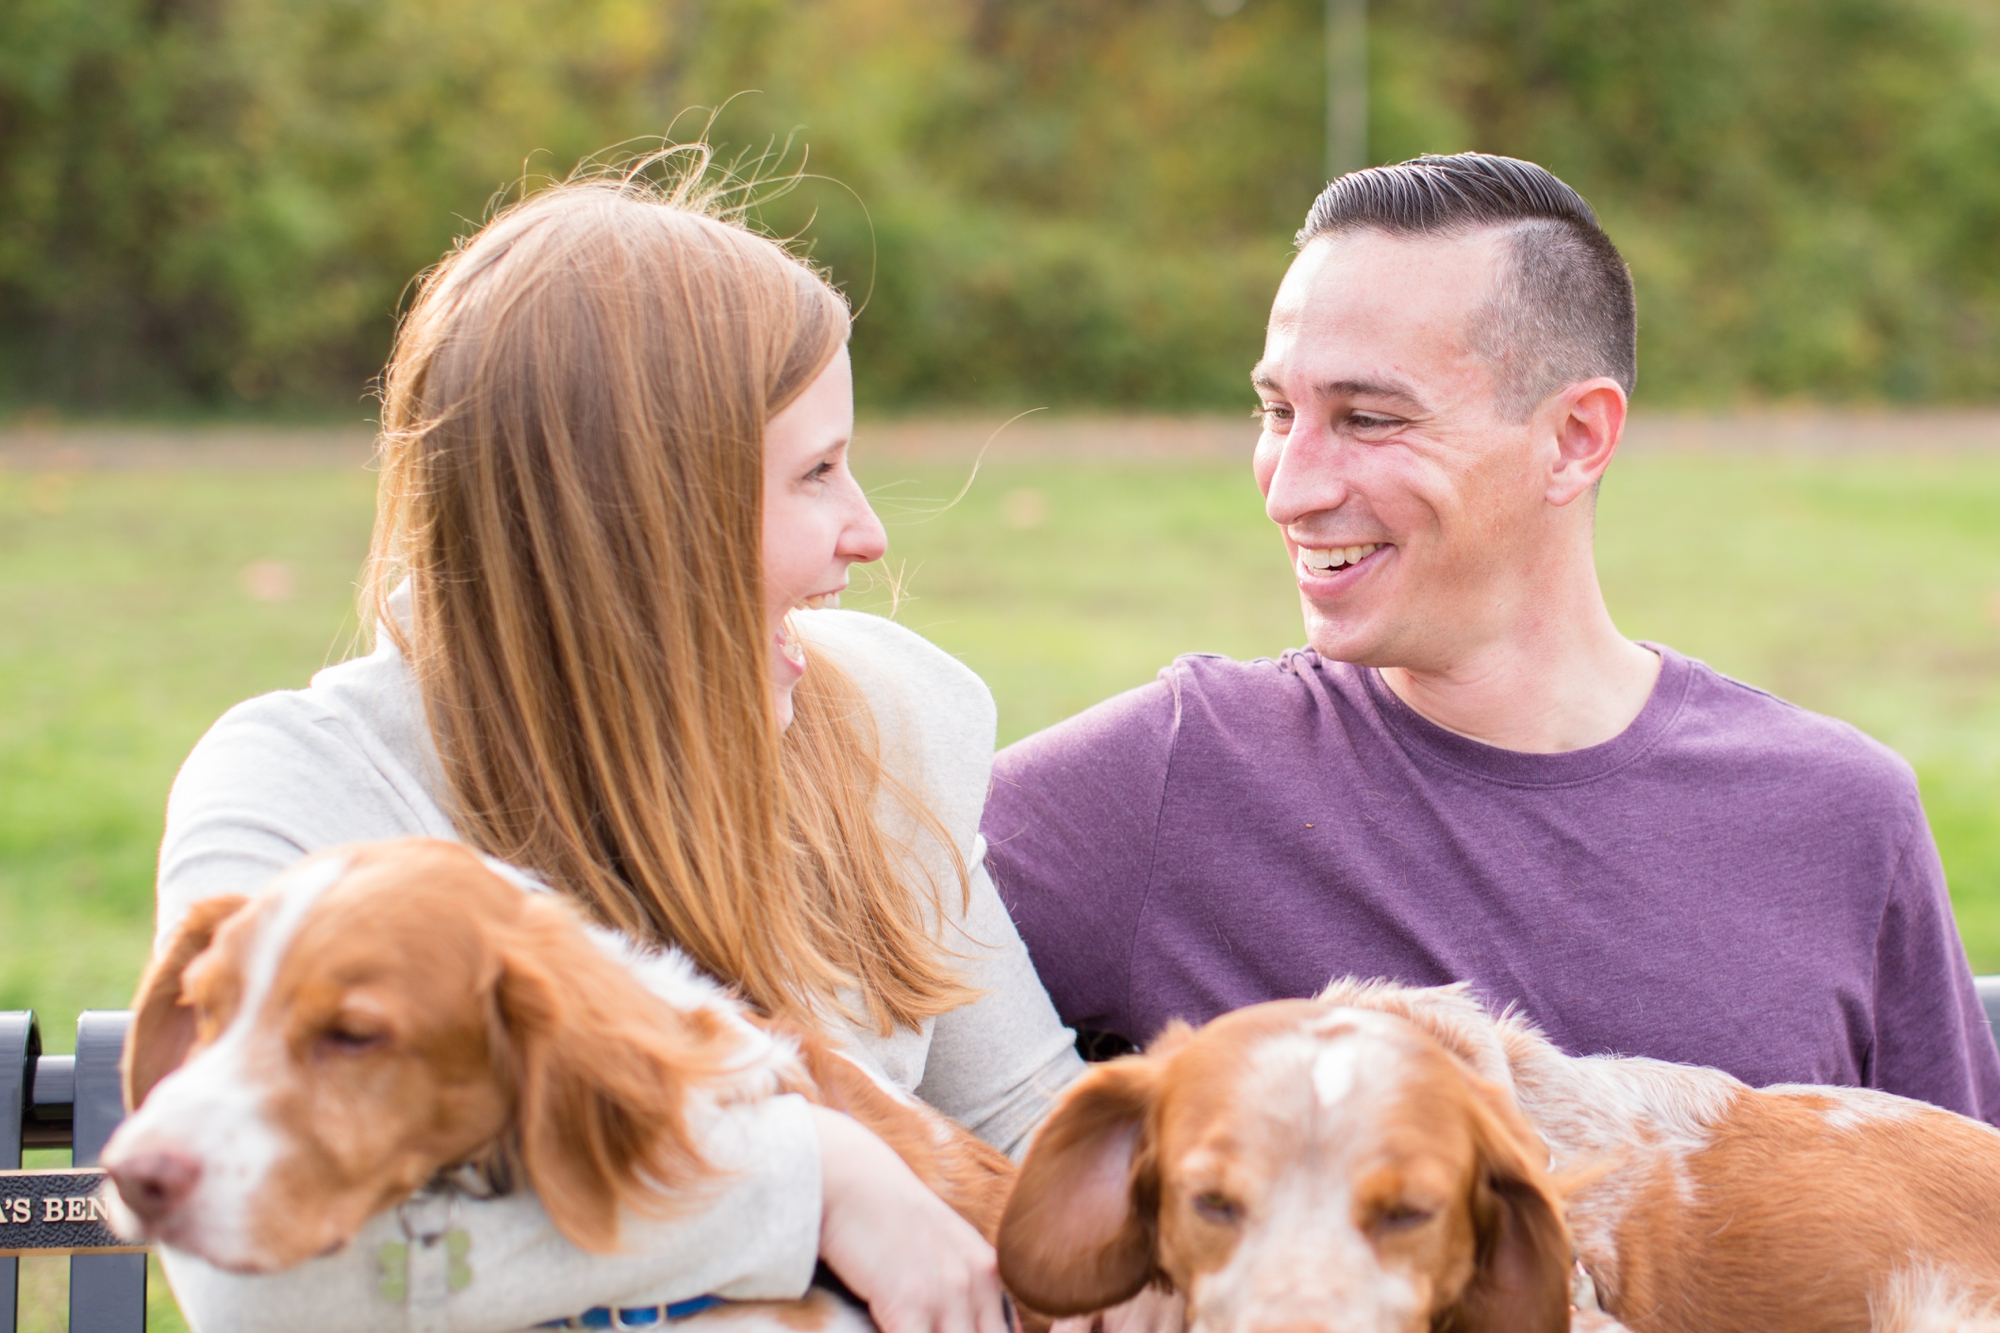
left=1316, top=378, right=1427, bottom=413
left=1250, top=366, right=1429, bottom=414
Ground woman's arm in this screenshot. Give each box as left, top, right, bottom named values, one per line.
left=793, top=610, right=1087, bottom=1157
left=915, top=849, right=1085, bottom=1159
left=815, top=1108, right=1010, bottom=1333
left=160, top=1094, right=823, bottom=1333
left=161, top=1101, right=1013, bottom=1333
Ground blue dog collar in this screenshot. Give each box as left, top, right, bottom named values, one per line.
left=538, top=1294, right=725, bottom=1328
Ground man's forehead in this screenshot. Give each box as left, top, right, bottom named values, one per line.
left=1273, top=228, right=1507, bottom=323
left=1262, top=228, right=1508, bottom=395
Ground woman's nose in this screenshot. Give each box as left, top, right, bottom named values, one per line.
left=840, top=491, right=889, bottom=565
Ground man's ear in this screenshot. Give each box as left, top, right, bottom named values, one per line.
left=997, top=1052, right=1166, bottom=1317
left=495, top=895, right=733, bottom=1253
left=123, top=894, right=252, bottom=1111
left=1545, top=377, right=1627, bottom=507
left=1444, top=1079, right=1573, bottom=1333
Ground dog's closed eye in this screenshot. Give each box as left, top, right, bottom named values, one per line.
left=1371, top=1201, right=1435, bottom=1234
left=1191, top=1192, right=1240, bottom=1226
left=314, top=1024, right=391, bottom=1057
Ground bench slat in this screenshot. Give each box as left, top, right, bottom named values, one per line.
left=69, top=1012, right=144, bottom=1333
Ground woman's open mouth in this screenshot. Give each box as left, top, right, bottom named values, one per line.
left=775, top=593, right=842, bottom=674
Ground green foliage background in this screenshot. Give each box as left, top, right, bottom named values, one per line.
left=3, top=0, right=1999, bottom=412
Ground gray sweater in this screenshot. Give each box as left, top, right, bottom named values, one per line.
left=154, top=606, right=1083, bottom=1333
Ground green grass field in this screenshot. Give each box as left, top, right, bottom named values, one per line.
left=2, top=444, right=1999, bottom=1327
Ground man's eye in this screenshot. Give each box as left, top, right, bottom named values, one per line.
left=1258, top=403, right=1294, bottom=425
left=1348, top=413, right=1400, bottom=432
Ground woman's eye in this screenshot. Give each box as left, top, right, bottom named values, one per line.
left=1192, top=1191, right=1240, bottom=1225
left=804, top=461, right=835, bottom=483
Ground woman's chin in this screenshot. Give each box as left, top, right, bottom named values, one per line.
left=769, top=654, right=805, bottom=730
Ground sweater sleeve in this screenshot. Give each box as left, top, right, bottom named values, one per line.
left=793, top=609, right=1085, bottom=1157
left=1869, top=816, right=2000, bottom=1125
left=982, top=677, right=1179, bottom=1043
left=914, top=847, right=1085, bottom=1159
left=158, top=1094, right=822, bottom=1333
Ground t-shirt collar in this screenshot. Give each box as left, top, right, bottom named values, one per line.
left=1351, top=643, right=1692, bottom=787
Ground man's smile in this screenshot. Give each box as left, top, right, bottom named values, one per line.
left=1294, top=542, right=1391, bottom=590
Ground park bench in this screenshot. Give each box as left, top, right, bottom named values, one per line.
left=8, top=983, right=2000, bottom=1332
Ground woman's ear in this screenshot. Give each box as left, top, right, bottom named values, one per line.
left=122, top=894, right=251, bottom=1111
left=998, top=1053, right=1166, bottom=1317
left=1446, top=1082, right=1573, bottom=1333
left=494, top=896, right=733, bottom=1253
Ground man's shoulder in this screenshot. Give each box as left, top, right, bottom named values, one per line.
left=1664, top=652, right=1912, bottom=772
left=996, top=649, right=1347, bottom=766
left=1657, top=648, right=1923, bottom=830
left=1161, top=647, right=1361, bottom=712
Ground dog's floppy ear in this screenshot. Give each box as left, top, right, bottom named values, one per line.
left=123, top=894, right=252, bottom=1111
left=998, top=1045, right=1170, bottom=1316
left=1441, top=1080, right=1573, bottom=1333
left=494, top=895, right=735, bottom=1253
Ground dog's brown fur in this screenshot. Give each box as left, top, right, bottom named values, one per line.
left=110, top=840, right=1012, bottom=1270
left=999, top=999, right=1573, bottom=1333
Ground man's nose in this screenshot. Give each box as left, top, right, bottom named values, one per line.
left=1259, top=421, right=1350, bottom=529
left=107, top=1148, right=203, bottom=1223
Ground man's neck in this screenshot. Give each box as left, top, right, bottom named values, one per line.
left=1375, top=608, right=1662, bottom=754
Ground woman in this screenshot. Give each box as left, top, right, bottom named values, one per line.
left=152, top=156, right=1083, bottom=1333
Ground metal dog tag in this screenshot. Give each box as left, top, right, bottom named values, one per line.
left=395, top=1191, right=472, bottom=1333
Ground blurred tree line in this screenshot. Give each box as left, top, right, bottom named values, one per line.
left=2, top=0, right=1997, bottom=414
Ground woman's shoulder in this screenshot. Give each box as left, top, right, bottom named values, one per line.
left=794, top=609, right=995, bottom=830
left=185, top=634, right=435, bottom=789
left=160, top=635, right=455, bottom=923
left=796, top=610, right=995, bottom=743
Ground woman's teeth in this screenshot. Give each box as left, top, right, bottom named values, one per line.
left=776, top=618, right=807, bottom=668
left=1300, top=543, right=1382, bottom=573
left=796, top=593, right=840, bottom=611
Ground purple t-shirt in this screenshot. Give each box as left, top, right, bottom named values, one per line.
left=983, top=644, right=2000, bottom=1123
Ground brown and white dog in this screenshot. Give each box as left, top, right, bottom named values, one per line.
left=1308, top=978, right=2000, bottom=1333
left=100, top=839, right=1014, bottom=1318
left=996, top=997, right=1580, bottom=1333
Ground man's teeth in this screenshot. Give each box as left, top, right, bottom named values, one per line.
left=1300, top=544, right=1382, bottom=572
left=797, top=593, right=840, bottom=611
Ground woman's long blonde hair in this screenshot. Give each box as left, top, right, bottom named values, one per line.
left=365, top=156, right=972, bottom=1033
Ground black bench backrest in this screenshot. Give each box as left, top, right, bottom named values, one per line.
left=2, top=1011, right=144, bottom=1333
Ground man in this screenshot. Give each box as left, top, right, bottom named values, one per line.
left=982, top=153, right=2000, bottom=1120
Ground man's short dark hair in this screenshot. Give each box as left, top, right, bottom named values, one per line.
left=1297, top=153, right=1636, bottom=418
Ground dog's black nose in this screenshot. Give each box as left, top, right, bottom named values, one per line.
left=107, top=1151, right=202, bottom=1222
